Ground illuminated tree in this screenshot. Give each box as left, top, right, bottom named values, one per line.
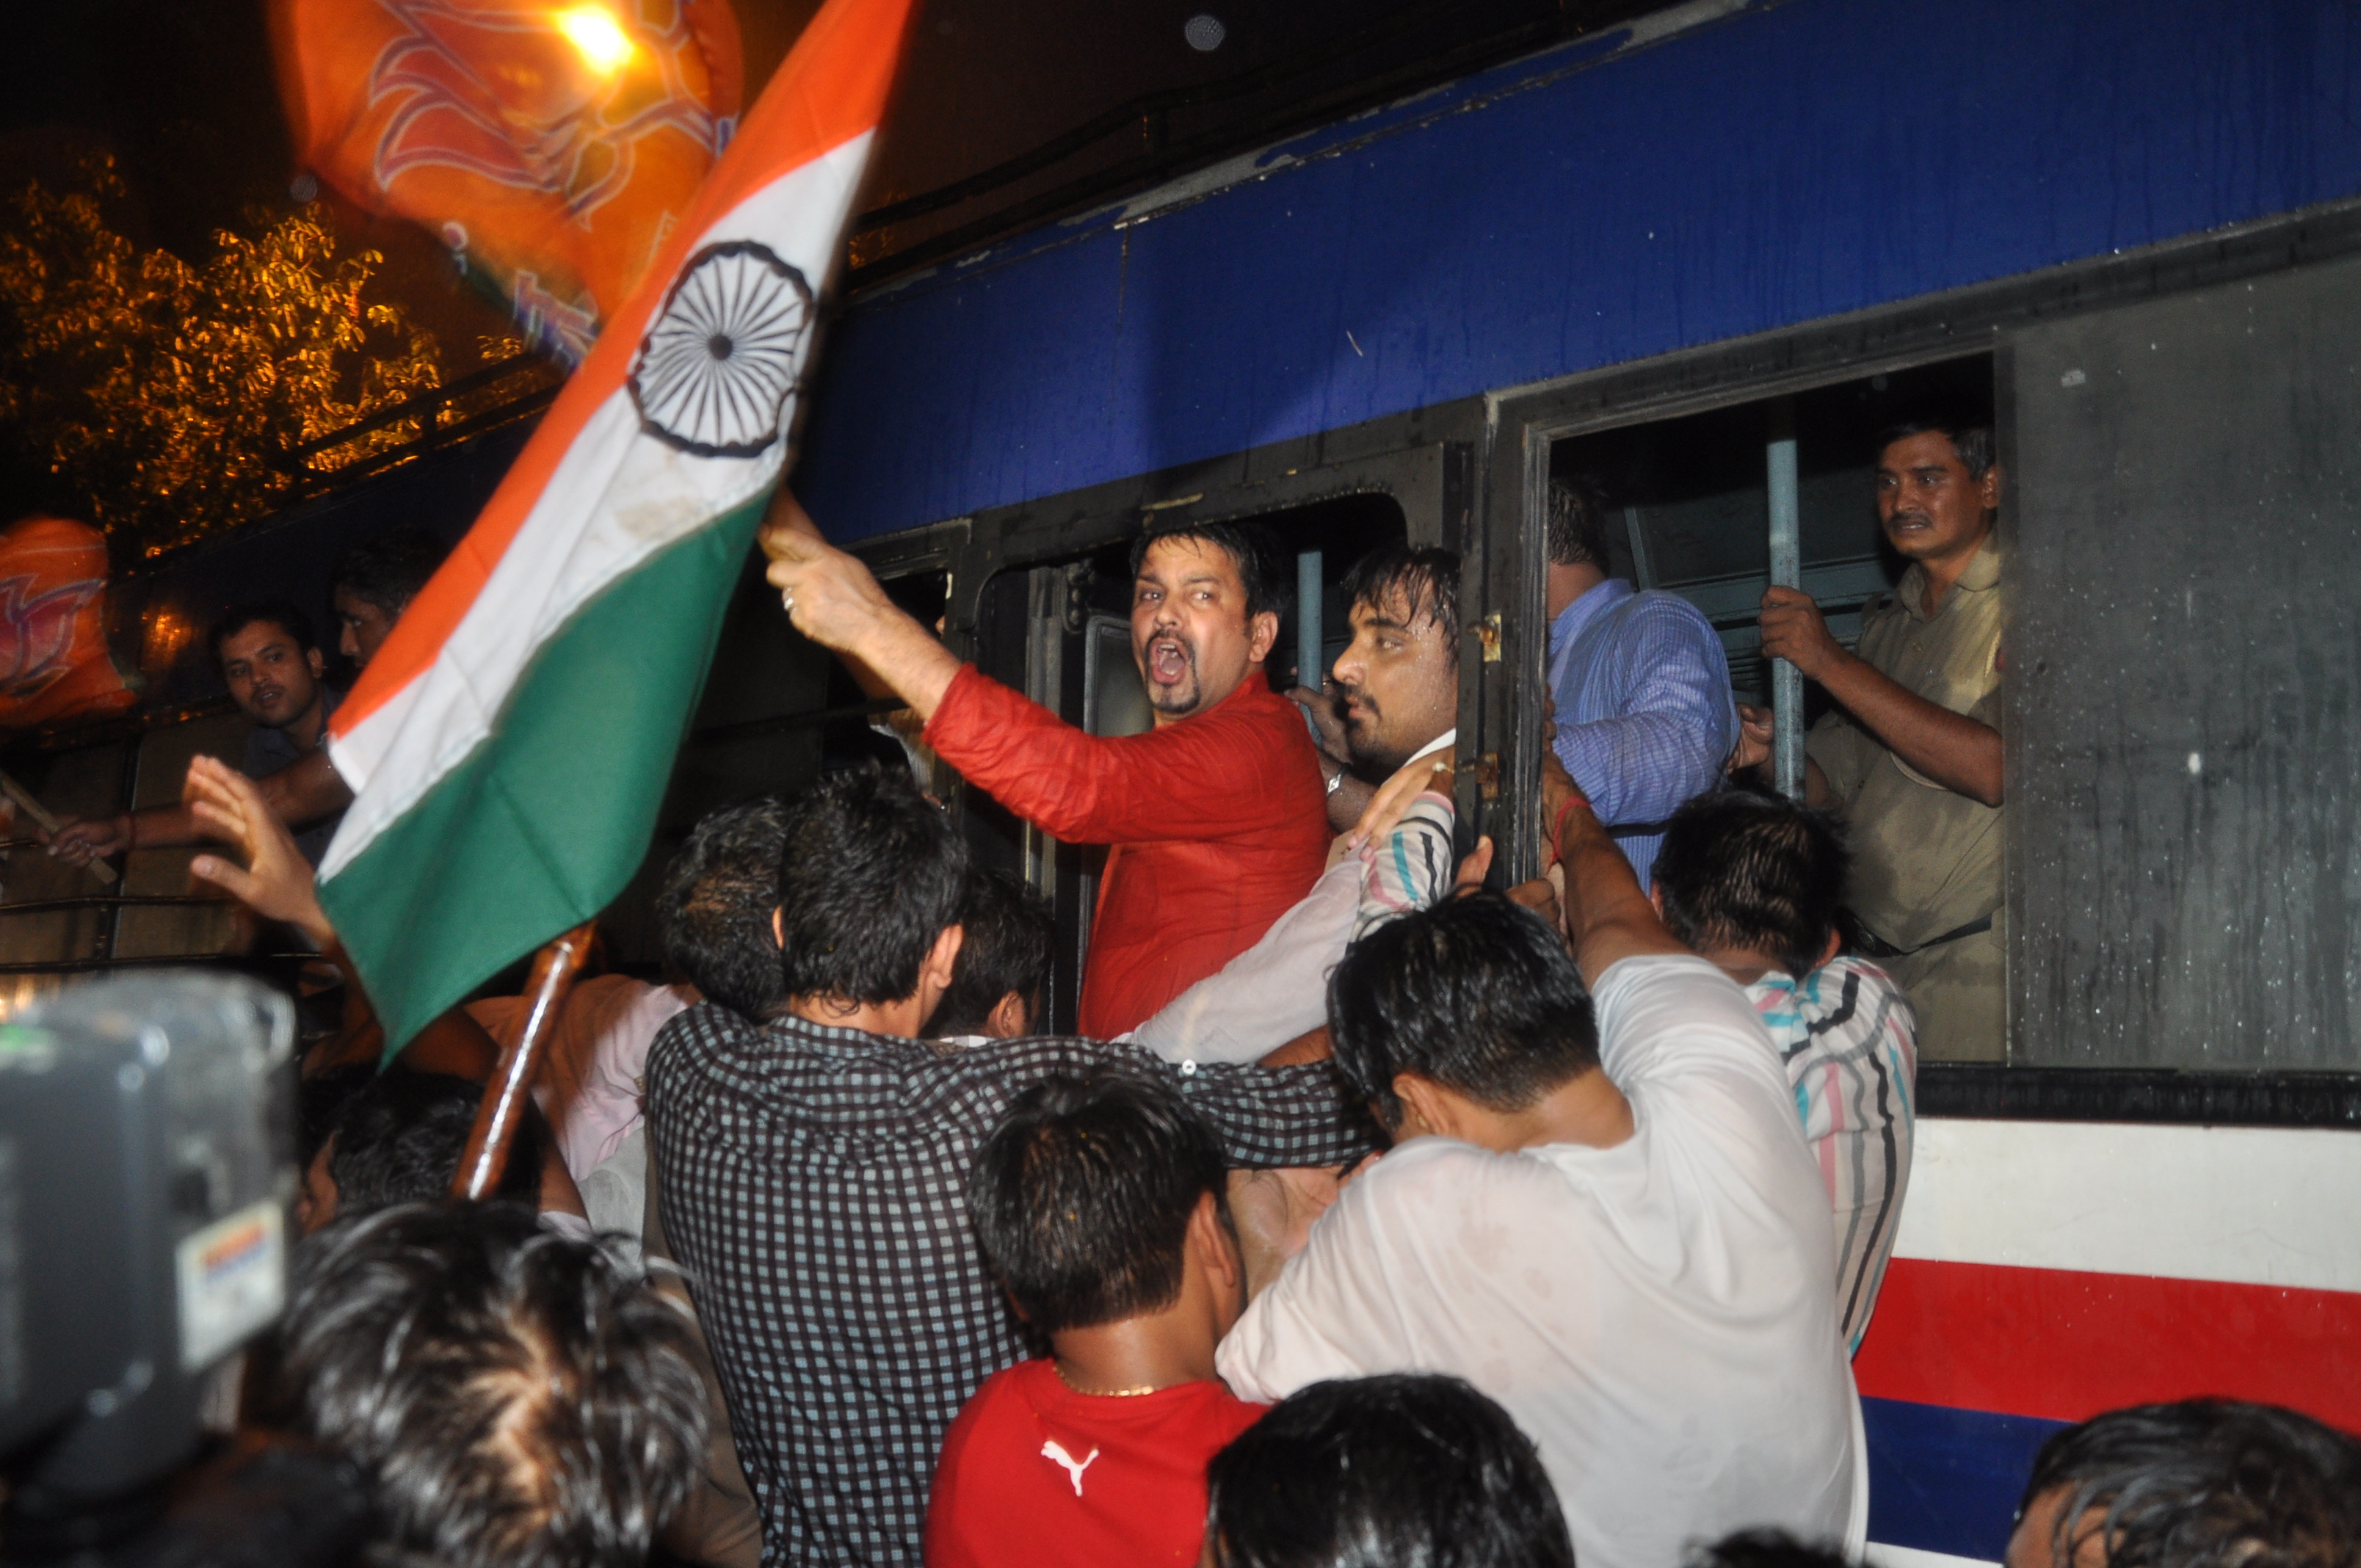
left=0, top=158, right=477, bottom=558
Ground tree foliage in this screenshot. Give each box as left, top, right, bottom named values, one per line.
left=0, top=158, right=466, bottom=559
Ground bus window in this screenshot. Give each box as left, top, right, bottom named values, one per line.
left=1548, top=355, right=1993, bottom=711
left=1544, top=355, right=2000, bottom=1062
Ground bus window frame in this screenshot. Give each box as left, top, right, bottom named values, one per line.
left=1487, top=192, right=2361, bottom=1103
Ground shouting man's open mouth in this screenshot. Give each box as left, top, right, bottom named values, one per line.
left=1145, top=631, right=1199, bottom=714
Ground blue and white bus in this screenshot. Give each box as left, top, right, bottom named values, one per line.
left=9, top=1, right=2355, bottom=1558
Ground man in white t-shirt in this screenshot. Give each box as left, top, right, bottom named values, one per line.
left=1216, top=759, right=1865, bottom=1568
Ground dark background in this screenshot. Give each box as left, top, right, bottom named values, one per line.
left=0, top=0, right=1661, bottom=356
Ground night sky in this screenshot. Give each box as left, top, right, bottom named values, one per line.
left=0, top=0, right=1596, bottom=366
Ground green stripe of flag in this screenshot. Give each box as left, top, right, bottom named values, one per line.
left=320, top=499, right=766, bottom=1055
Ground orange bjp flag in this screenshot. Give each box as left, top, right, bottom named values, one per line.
left=271, top=0, right=744, bottom=363
left=0, top=517, right=137, bottom=736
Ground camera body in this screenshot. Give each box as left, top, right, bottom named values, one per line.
left=0, top=972, right=295, bottom=1542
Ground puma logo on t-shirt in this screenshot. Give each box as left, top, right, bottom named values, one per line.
left=1040, top=1439, right=1100, bottom=1496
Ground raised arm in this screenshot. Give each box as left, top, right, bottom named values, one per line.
left=759, top=488, right=962, bottom=718
left=184, top=755, right=490, bottom=1074
left=1758, top=585, right=2001, bottom=807
left=48, top=749, right=352, bottom=868
left=1538, top=748, right=1689, bottom=986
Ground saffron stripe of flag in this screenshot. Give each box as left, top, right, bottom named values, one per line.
left=318, top=0, right=915, bottom=1050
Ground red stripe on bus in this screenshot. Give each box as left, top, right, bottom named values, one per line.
left=1854, top=1258, right=2361, bottom=1432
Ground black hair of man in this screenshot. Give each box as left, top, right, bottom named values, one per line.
left=1340, top=543, right=1460, bottom=644
left=1204, top=1373, right=1576, bottom=1568
left=326, top=1069, right=544, bottom=1213
left=1128, top=519, right=1284, bottom=624
left=211, top=599, right=319, bottom=667
left=656, top=794, right=788, bottom=1020
left=275, top=1202, right=708, bottom=1568
left=967, top=1070, right=1228, bottom=1336
left=298, top=1063, right=373, bottom=1168
left=2016, top=1399, right=2361, bottom=1568
left=1653, top=790, right=1849, bottom=982
left=929, top=868, right=1054, bottom=1038
left=330, top=523, right=454, bottom=617
left=1689, top=1531, right=1854, bottom=1568
left=775, top=761, right=969, bottom=1006
left=1877, top=402, right=1997, bottom=483
left=1327, top=892, right=1599, bottom=1133
left=1545, top=473, right=1612, bottom=573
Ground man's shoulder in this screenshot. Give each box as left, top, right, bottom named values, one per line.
left=1192, top=677, right=1313, bottom=746
left=1592, top=954, right=1785, bottom=1086
left=645, top=1001, right=755, bottom=1077
left=950, top=1357, right=1049, bottom=1426
left=1343, top=1136, right=1572, bottom=1227
left=1617, top=585, right=1722, bottom=643
left=1745, top=955, right=1908, bottom=1046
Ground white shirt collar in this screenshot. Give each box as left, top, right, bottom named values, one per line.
left=1407, top=727, right=1458, bottom=767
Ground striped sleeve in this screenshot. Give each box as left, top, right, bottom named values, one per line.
left=1352, top=793, right=1457, bottom=942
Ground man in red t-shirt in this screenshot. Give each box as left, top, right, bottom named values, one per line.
left=925, top=1070, right=1266, bottom=1567
left=763, top=496, right=1327, bottom=1038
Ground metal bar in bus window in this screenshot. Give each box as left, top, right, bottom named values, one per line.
left=1296, top=551, right=1323, bottom=691
left=1622, top=507, right=1656, bottom=589
left=1766, top=400, right=1805, bottom=799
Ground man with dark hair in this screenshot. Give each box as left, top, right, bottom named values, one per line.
left=1733, top=406, right=2006, bottom=1060
left=51, top=526, right=449, bottom=878
left=761, top=495, right=1329, bottom=1038
left=656, top=795, right=791, bottom=1020
left=645, top=763, right=1372, bottom=1566
left=929, top=868, right=1053, bottom=1041
left=1294, top=543, right=1462, bottom=830
left=926, top=1071, right=1263, bottom=1567
left=1651, top=790, right=1918, bottom=1352
left=50, top=600, right=351, bottom=870
left=1219, top=757, right=1862, bottom=1568
left=1544, top=473, right=1738, bottom=884
left=273, top=1202, right=708, bottom=1568
left=2006, top=1401, right=2361, bottom=1568
left=1203, top=1374, right=1576, bottom=1568
left=294, top=1067, right=551, bottom=1233
left=330, top=522, right=452, bottom=668
left=1136, top=545, right=1464, bottom=1064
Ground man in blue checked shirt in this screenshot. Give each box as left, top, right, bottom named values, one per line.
left=1544, top=476, right=1739, bottom=885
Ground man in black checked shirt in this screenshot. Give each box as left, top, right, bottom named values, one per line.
left=645, top=763, right=1374, bottom=1567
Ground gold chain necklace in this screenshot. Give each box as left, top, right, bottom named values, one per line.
left=1052, top=1361, right=1161, bottom=1398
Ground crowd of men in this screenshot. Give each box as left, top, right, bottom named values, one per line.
left=44, top=410, right=2358, bottom=1567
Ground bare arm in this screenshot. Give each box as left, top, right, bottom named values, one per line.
left=1758, top=586, right=2002, bottom=807
left=48, top=749, right=354, bottom=867
left=187, top=755, right=493, bottom=1074
left=1538, top=749, right=1689, bottom=986
left=758, top=489, right=961, bottom=719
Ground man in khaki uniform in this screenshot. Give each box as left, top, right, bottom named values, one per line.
left=1733, top=412, right=2005, bottom=1060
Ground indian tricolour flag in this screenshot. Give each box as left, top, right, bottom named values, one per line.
left=318, top=0, right=915, bottom=1050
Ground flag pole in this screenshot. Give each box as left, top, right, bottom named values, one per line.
left=452, top=921, right=596, bottom=1199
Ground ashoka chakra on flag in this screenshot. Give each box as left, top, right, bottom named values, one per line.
left=629, top=240, right=816, bottom=458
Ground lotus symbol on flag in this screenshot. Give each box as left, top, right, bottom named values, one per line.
left=368, top=0, right=728, bottom=222
left=628, top=240, right=815, bottom=457
left=0, top=574, right=103, bottom=701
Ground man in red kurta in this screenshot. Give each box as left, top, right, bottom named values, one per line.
left=762, top=498, right=1328, bottom=1037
